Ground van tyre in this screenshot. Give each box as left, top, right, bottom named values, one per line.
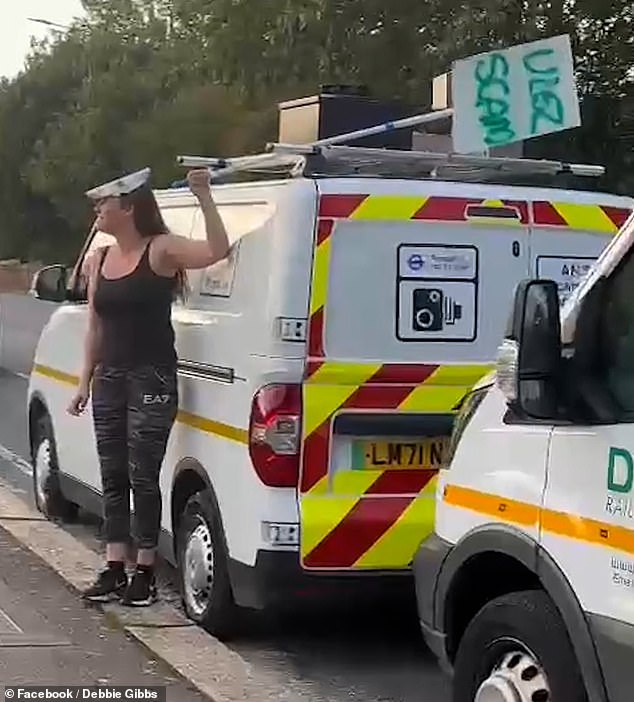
left=453, top=590, right=588, bottom=702
left=31, top=412, right=78, bottom=522
left=176, top=490, right=240, bottom=640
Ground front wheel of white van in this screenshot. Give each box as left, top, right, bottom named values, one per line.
left=31, top=412, right=78, bottom=523
left=176, top=490, right=240, bottom=640
left=452, top=590, right=588, bottom=702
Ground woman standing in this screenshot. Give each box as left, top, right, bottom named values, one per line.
left=67, top=167, right=228, bottom=607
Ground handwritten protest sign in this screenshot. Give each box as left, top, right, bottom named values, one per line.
left=451, top=34, right=581, bottom=154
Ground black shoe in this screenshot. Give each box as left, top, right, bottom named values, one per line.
left=82, top=563, right=128, bottom=602
left=121, top=566, right=158, bottom=607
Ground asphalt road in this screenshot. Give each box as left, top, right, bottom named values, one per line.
left=0, top=292, right=451, bottom=702
left=0, top=292, right=57, bottom=377
left=0, top=525, right=209, bottom=700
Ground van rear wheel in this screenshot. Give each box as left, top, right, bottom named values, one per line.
left=31, top=412, right=78, bottom=522
left=176, top=490, right=240, bottom=640
left=452, top=590, right=587, bottom=702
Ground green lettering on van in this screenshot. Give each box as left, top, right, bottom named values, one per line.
left=607, top=447, right=634, bottom=493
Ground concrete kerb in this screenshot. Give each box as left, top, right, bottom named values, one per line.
left=0, top=480, right=295, bottom=702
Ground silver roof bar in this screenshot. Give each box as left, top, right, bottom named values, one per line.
left=176, top=151, right=302, bottom=172
left=177, top=145, right=605, bottom=180
left=270, top=144, right=606, bottom=178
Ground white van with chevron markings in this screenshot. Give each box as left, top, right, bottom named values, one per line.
left=27, top=144, right=633, bottom=639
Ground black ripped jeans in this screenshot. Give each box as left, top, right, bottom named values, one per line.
left=91, top=364, right=178, bottom=550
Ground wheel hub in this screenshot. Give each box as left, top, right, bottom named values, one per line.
left=475, top=651, right=550, bottom=702
left=183, top=521, right=214, bottom=616
left=35, top=439, right=52, bottom=508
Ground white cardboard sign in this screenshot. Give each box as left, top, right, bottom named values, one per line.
left=452, top=34, right=581, bottom=154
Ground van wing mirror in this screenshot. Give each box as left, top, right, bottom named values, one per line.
left=31, top=264, right=68, bottom=303
left=496, top=279, right=562, bottom=419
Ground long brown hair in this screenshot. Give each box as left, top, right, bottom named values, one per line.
left=120, top=184, right=189, bottom=301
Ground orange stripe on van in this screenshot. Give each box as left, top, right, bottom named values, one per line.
left=444, top=484, right=634, bottom=556
left=444, top=484, right=540, bottom=527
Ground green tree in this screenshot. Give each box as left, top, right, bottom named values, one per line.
left=0, top=0, right=630, bottom=263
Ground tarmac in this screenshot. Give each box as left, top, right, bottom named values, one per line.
left=0, top=475, right=314, bottom=702
left=0, top=524, right=209, bottom=700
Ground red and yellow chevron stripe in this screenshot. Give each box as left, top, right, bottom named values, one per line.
left=532, top=201, right=631, bottom=233
left=318, top=193, right=530, bottom=224
left=300, top=194, right=501, bottom=571
left=299, top=361, right=489, bottom=569
left=300, top=362, right=487, bottom=493
left=318, top=193, right=632, bottom=233
left=299, top=191, right=632, bottom=572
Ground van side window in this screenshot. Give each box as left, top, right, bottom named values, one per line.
left=68, top=228, right=116, bottom=301
left=199, top=243, right=240, bottom=298
left=600, top=250, right=634, bottom=418
left=188, top=202, right=273, bottom=301
left=85, top=230, right=117, bottom=259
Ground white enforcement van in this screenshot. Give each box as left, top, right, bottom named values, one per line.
left=26, top=143, right=633, bottom=639
left=413, top=208, right=634, bottom=701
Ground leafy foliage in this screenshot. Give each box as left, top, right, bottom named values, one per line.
left=0, top=0, right=631, bottom=262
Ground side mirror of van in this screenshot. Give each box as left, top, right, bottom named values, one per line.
left=496, top=279, right=562, bottom=419
left=31, top=264, right=68, bottom=303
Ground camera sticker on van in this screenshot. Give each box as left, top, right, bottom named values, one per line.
left=536, top=255, right=596, bottom=306
left=396, top=244, right=478, bottom=342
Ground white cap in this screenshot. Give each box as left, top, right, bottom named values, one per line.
left=85, top=167, right=151, bottom=200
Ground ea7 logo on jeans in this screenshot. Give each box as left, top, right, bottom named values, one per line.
left=143, top=394, right=171, bottom=405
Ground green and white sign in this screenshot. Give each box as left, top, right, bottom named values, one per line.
left=608, top=447, right=634, bottom=494
left=451, top=34, right=581, bottom=154
left=606, top=447, right=634, bottom=521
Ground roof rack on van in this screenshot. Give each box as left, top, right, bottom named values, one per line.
left=173, top=108, right=606, bottom=190
left=175, top=144, right=605, bottom=189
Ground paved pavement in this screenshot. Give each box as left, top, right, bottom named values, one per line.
left=0, top=524, right=207, bottom=699
left=0, top=292, right=452, bottom=701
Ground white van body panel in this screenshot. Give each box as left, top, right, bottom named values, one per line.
left=435, top=384, right=551, bottom=546
left=544, top=425, right=634, bottom=623
left=30, top=305, right=100, bottom=492
left=419, top=206, right=634, bottom=702
left=28, top=174, right=633, bottom=590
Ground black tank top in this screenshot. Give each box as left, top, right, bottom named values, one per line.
left=93, top=240, right=177, bottom=368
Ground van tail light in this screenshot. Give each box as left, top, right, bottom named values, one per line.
left=248, top=384, right=302, bottom=488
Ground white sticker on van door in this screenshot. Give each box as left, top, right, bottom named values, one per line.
left=200, top=242, right=240, bottom=297
left=536, top=255, right=596, bottom=305
left=399, top=245, right=477, bottom=280
left=396, top=244, right=478, bottom=342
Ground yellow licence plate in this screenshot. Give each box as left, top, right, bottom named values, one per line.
left=352, top=437, right=449, bottom=470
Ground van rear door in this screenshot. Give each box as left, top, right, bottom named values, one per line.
left=299, top=181, right=531, bottom=572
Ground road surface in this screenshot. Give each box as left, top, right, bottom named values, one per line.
left=0, top=524, right=208, bottom=700
left=0, top=292, right=451, bottom=702
left=0, top=292, right=57, bottom=377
